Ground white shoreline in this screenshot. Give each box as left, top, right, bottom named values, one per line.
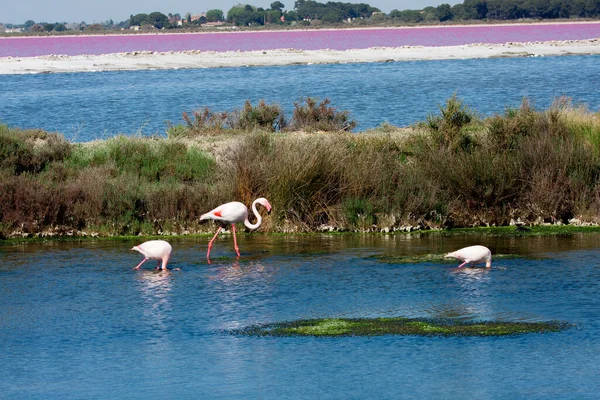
left=1, top=38, right=599, bottom=75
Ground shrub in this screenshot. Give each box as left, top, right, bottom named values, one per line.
left=228, top=100, right=286, bottom=132
left=289, top=97, right=357, bottom=132
left=0, top=125, right=71, bottom=174
left=179, top=107, right=228, bottom=136
left=426, top=94, right=475, bottom=149
left=486, top=97, right=537, bottom=150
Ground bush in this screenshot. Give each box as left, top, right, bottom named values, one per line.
left=289, top=97, right=357, bottom=132
left=487, top=98, right=537, bottom=150
left=179, top=107, right=228, bottom=136
left=229, top=100, right=286, bottom=132
left=0, top=125, right=71, bottom=174
left=426, top=94, right=475, bottom=149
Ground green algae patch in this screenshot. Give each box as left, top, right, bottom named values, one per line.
left=418, top=225, right=600, bottom=237
left=369, top=253, right=531, bottom=265
left=234, top=317, right=571, bottom=337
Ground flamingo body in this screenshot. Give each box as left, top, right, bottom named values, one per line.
left=200, top=197, right=271, bottom=260
left=201, top=201, right=249, bottom=225
left=131, top=240, right=172, bottom=270
left=445, top=245, right=492, bottom=268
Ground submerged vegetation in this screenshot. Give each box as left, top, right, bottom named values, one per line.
left=233, top=317, right=572, bottom=337
left=2, top=95, right=600, bottom=239
left=368, top=252, right=528, bottom=264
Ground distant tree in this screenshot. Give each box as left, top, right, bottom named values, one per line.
left=131, top=13, right=149, bottom=26
left=450, top=3, right=467, bottom=19
left=390, top=9, right=422, bottom=23
left=489, top=0, right=532, bottom=19
left=285, top=10, right=299, bottom=21
left=24, top=20, right=35, bottom=29
left=265, top=9, right=283, bottom=23
left=53, top=23, right=66, bottom=31
left=227, top=4, right=263, bottom=25
left=206, top=9, right=224, bottom=22
left=271, top=1, right=285, bottom=11
left=43, top=23, right=54, bottom=31
left=321, top=9, right=344, bottom=22
left=436, top=3, right=453, bottom=21
left=422, top=6, right=438, bottom=21
left=30, top=24, right=44, bottom=32
left=148, top=12, right=169, bottom=28
left=85, top=23, right=104, bottom=31
left=463, top=0, right=487, bottom=19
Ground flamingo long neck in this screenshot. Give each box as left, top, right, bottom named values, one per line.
left=244, top=199, right=262, bottom=231
left=485, top=256, right=492, bottom=268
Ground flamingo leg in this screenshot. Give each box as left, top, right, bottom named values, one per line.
left=133, top=258, right=148, bottom=270
left=207, top=226, right=223, bottom=260
left=160, top=258, right=169, bottom=270
left=457, top=261, right=468, bottom=268
left=232, top=224, right=240, bottom=257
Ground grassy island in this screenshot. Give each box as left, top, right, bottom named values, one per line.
left=1, top=96, right=600, bottom=239
left=233, top=317, right=572, bottom=337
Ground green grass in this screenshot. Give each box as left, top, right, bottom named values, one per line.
left=233, top=317, right=572, bottom=337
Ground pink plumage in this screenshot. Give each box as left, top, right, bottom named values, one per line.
left=444, top=245, right=492, bottom=268
left=131, top=240, right=172, bottom=270
left=200, top=197, right=272, bottom=261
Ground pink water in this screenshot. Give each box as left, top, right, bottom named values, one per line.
left=1, top=22, right=599, bottom=57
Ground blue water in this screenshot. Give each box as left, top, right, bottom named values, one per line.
left=1, top=234, right=600, bottom=399
left=1, top=55, right=599, bottom=141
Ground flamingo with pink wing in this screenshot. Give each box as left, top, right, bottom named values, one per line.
left=200, top=197, right=272, bottom=261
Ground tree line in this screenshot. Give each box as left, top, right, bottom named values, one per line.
left=4, top=0, right=600, bottom=32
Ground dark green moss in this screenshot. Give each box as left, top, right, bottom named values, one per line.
left=233, top=317, right=572, bottom=337
left=369, top=253, right=539, bottom=264
left=416, top=225, right=600, bottom=237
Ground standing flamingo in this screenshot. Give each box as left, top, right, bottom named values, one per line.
left=131, top=240, right=172, bottom=270
left=200, top=197, right=272, bottom=260
left=444, top=245, right=492, bottom=268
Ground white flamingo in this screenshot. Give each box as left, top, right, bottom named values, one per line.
left=445, top=245, right=492, bottom=268
left=131, top=240, right=172, bottom=270
left=200, top=197, right=272, bottom=260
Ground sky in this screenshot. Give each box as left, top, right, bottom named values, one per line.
left=2, top=0, right=461, bottom=24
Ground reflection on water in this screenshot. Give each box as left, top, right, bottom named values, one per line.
left=1, top=234, right=600, bottom=399
left=448, top=267, right=493, bottom=320
left=209, top=260, right=269, bottom=284
left=137, top=271, right=173, bottom=335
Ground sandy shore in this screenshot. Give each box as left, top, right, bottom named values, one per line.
left=1, top=38, right=599, bottom=74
